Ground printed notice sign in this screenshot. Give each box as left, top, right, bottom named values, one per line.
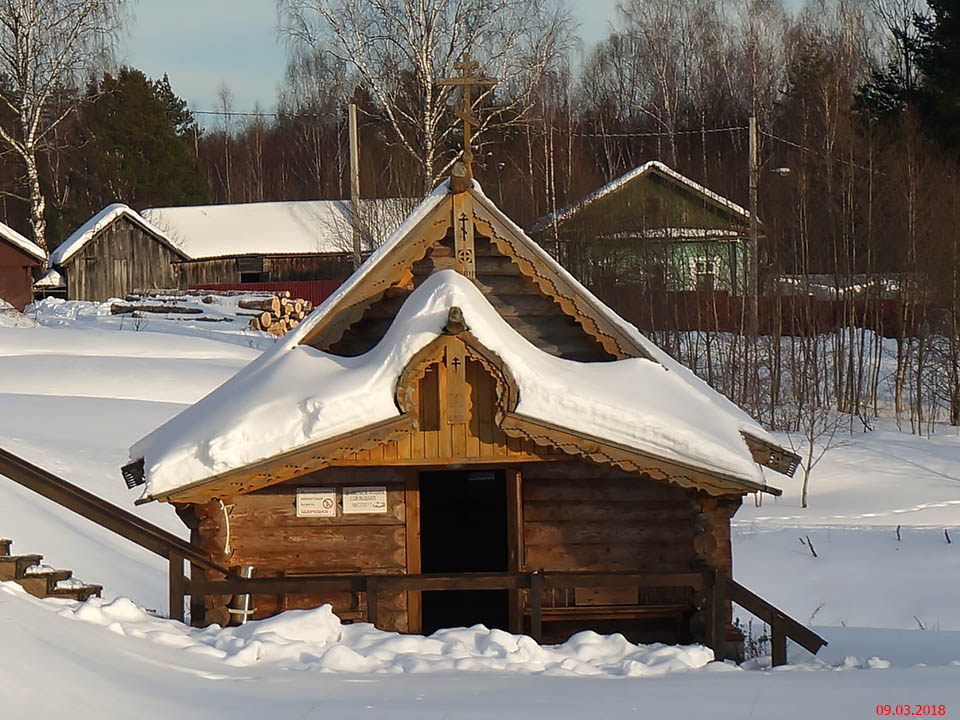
left=342, top=486, right=388, bottom=514
left=296, top=488, right=337, bottom=518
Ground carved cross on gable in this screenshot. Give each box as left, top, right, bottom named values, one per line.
left=437, top=52, right=497, bottom=179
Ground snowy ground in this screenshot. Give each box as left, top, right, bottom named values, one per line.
left=1, top=304, right=958, bottom=718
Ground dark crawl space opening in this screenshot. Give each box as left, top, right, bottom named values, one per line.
left=418, top=469, right=509, bottom=635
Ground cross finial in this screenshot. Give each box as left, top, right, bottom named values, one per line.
left=437, top=52, right=497, bottom=180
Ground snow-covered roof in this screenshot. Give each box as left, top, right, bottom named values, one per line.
left=141, top=199, right=410, bottom=260
left=33, top=268, right=65, bottom=288
left=130, top=180, right=780, bottom=501
left=50, top=204, right=183, bottom=266
left=533, top=161, right=751, bottom=234
left=0, top=219, right=45, bottom=262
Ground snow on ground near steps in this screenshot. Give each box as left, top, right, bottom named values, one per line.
left=2, top=583, right=958, bottom=720
left=0, top=322, right=260, bottom=608
left=732, top=418, right=960, bottom=634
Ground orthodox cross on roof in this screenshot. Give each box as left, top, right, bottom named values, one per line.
left=437, top=52, right=497, bottom=179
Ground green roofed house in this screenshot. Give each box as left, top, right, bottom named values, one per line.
left=532, top=161, right=752, bottom=295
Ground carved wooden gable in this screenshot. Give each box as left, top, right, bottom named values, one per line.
left=299, top=185, right=651, bottom=363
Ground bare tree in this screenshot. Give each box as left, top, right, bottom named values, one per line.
left=0, top=0, right=126, bottom=252
left=277, top=0, right=575, bottom=193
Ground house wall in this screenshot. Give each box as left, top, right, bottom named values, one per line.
left=177, top=254, right=354, bottom=287
left=185, top=459, right=739, bottom=645
left=0, top=241, right=40, bottom=310
left=62, top=217, right=183, bottom=301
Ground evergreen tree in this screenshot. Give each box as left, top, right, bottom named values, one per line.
left=57, top=68, right=210, bottom=237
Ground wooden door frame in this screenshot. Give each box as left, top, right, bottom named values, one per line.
left=405, top=465, right=524, bottom=635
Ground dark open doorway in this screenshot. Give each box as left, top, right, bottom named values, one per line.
left=418, top=469, right=508, bottom=635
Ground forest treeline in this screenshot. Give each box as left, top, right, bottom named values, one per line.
left=2, top=0, right=959, bottom=439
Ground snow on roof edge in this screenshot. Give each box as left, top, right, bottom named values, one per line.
left=132, top=270, right=774, bottom=500
left=469, top=183, right=777, bottom=450
left=0, top=219, right=45, bottom=262
left=50, top=204, right=182, bottom=266
left=533, top=160, right=751, bottom=234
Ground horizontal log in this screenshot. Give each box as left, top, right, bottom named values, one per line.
left=525, top=543, right=694, bottom=571
left=475, top=255, right=522, bottom=275
left=524, top=522, right=693, bottom=546
left=487, top=294, right=563, bottom=317
left=110, top=303, right=203, bottom=315
left=238, top=297, right=282, bottom=313
left=523, top=477, right=686, bottom=502
left=473, top=275, right=541, bottom=296
left=523, top=501, right=693, bottom=524
left=229, top=525, right=405, bottom=551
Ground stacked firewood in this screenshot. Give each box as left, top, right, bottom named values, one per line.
left=112, top=289, right=313, bottom=337
left=242, top=293, right=314, bottom=336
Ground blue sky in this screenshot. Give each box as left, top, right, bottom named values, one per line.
left=120, top=0, right=621, bottom=118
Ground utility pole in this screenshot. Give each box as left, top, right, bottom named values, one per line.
left=349, top=102, right=361, bottom=270
left=747, top=115, right=759, bottom=339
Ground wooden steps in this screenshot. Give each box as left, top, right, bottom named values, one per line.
left=0, top=538, right=102, bottom=602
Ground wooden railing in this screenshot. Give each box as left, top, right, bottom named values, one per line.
left=183, top=568, right=826, bottom=665
left=0, top=447, right=230, bottom=579
left=0, top=446, right=825, bottom=666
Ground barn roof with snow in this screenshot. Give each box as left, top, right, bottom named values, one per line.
left=127, top=174, right=797, bottom=505
left=142, top=198, right=411, bottom=259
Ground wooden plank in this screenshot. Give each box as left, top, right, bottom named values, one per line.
left=525, top=543, right=694, bottom=570
left=366, top=577, right=379, bottom=628
left=524, top=522, right=693, bottom=546
left=168, top=551, right=185, bottom=622
left=725, top=578, right=827, bottom=654
left=405, top=471, right=422, bottom=634
left=446, top=343, right=467, bottom=425
left=710, top=570, right=726, bottom=660
left=507, top=468, right=523, bottom=632
left=529, top=571, right=543, bottom=642
left=189, top=562, right=207, bottom=627
left=523, top=501, right=694, bottom=524
left=543, top=571, right=706, bottom=590
left=437, top=353, right=452, bottom=458
left=771, top=615, right=787, bottom=667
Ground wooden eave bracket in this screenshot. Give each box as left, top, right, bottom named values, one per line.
left=146, top=415, right=417, bottom=505
left=469, top=194, right=656, bottom=363
left=501, top=412, right=782, bottom=497
left=741, top=432, right=801, bottom=478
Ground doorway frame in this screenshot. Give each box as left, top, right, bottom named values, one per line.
left=404, top=465, right=524, bottom=634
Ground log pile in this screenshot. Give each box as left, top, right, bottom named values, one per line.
left=241, top=293, right=314, bottom=336
left=112, top=289, right=314, bottom=337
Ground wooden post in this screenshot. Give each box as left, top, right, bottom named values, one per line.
left=506, top=468, right=523, bottom=634
left=366, top=576, right=379, bottom=629
left=770, top=614, right=787, bottom=667
left=404, top=471, right=422, bottom=634
left=747, top=115, right=759, bottom=339
left=710, top=569, right=726, bottom=661
left=529, top=570, right=542, bottom=643
left=349, top=102, right=361, bottom=270
left=168, top=550, right=185, bottom=622
left=189, top=562, right=206, bottom=627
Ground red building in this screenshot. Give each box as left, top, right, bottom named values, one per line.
left=0, top=221, right=44, bottom=311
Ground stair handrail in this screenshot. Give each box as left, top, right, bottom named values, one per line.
left=0, top=446, right=228, bottom=575
left=725, top=576, right=827, bottom=665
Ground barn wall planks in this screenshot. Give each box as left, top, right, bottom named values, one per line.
left=177, top=254, right=354, bottom=286
left=64, top=216, right=183, bottom=301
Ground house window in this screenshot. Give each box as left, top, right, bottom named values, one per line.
left=691, top=257, right=718, bottom=292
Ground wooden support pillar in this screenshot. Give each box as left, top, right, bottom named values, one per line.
left=529, top=570, right=542, bottom=643
left=770, top=614, right=787, bottom=667
left=404, top=470, right=422, bottom=634
left=710, top=569, right=726, bottom=661
left=506, top=468, right=523, bottom=634
left=168, top=550, right=185, bottom=622
left=366, top=577, right=379, bottom=629
left=189, top=562, right=206, bottom=627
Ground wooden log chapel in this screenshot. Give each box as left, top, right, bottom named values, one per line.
left=122, top=161, right=816, bottom=660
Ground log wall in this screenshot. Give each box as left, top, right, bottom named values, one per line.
left=177, top=254, right=353, bottom=286
left=64, top=217, right=183, bottom=301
